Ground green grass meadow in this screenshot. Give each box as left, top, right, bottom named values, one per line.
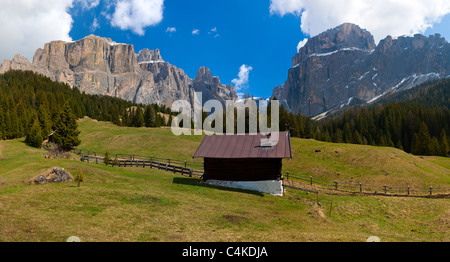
left=0, top=117, right=448, bottom=242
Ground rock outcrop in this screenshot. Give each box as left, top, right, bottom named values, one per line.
left=193, top=66, right=237, bottom=103
left=137, top=48, right=164, bottom=63
left=0, top=35, right=237, bottom=108
left=274, top=23, right=450, bottom=117
left=28, top=167, right=73, bottom=185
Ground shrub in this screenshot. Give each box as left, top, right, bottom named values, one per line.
left=104, top=151, right=111, bottom=165
left=74, top=169, right=85, bottom=187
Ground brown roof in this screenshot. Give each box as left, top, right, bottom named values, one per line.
left=193, top=132, right=292, bottom=159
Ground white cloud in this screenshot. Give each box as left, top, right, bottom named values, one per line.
left=297, top=38, right=308, bottom=51
left=269, top=0, right=450, bottom=43
left=90, top=17, right=100, bottom=32
left=111, top=0, right=164, bottom=36
left=192, top=28, right=200, bottom=35
left=76, top=0, right=100, bottom=10
left=232, top=64, right=253, bottom=91
left=166, top=27, right=176, bottom=33
left=0, top=0, right=74, bottom=62
left=236, top=93, right=245, bottom=99
left=208, top=27, right=219, bottom=38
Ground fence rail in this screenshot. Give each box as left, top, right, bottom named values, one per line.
left=283, top=171, right=450, bottom=196
left=73, top=148, right=204, bottom=178
left=72, top=148, right=449, bottom=197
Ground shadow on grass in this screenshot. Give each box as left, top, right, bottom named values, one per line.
left=172, top=177, right=265, bottom=197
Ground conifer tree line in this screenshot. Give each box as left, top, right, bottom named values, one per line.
left=1, top=70, right=448, bottom=157
left=276, top=79, right=450, bottom=157
left=0, top=71, right=173, bottom=147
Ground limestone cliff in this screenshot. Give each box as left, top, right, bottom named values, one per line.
left=0, top=35, right=237, bottom=108
left=274, top=23, right=450, bottom=117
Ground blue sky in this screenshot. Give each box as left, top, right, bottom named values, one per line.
left=1, top=0, right=450, bottom=99
left=68, top=0, right=305, bottom=99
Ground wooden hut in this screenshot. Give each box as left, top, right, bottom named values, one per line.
left=47, top=130, right=57, bottom=143
left=193, top=132, right=292, bottom=195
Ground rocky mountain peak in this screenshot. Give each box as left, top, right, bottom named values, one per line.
left=195, top=66, right=214, bottom=81
left=193, top=66, right=237, bottom=102
left=0, top=34, right=237, bottom=109
left=276, top=23, right=450, bottom=118
left=294, top=23, right=376, bottom=66
left=137, top=48, right=164, bottom=63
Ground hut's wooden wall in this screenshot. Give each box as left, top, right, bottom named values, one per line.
left=204, top=158, right=282, bottom=181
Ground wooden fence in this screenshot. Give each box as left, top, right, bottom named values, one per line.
left=283, top=171, right=450, bottom=197
left=72, top=148, right=449, bottom=197
left=73, top=148, right=204, bottom=178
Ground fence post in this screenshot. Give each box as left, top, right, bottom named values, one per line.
left=329, top=200, right=333, bottom=217
left=189, top=169, right=193, bottom=178
left=286, top=171, right=289, bottom=180
left=407, top=186, right=410, bottom=196
left=310, top=176, right=313, bottom=186
left=383, top=185, right=387, bottom=194
left=334, top=181, right=338, bottom=190
left=150, top=159, right=153, bottom=168
left=96, top=157, right=98, bottom=164
left=360, top=183, right=362, bottom=193
left=429, top=186, right=433, bottom=196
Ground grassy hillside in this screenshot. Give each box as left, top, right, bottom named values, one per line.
left=0, top=118, right=448, bottom=242
left=78, top=117, right=450, bottom=188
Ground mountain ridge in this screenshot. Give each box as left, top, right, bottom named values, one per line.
left=273, top=23, right=450, bottom=118
left=0, top=34, right=237, bottom=108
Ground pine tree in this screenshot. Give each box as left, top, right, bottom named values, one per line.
left=352, top=130, right=363, bottom=144
left=429, top=137, right=440, bottom=156
left=128, top=108, right=135, bottom=127
left=155, top=113, right=162, bottom=127
left=133, top=106, right=144, bottom=127
left=121, top=108, right=130, bottom=127
left=413, top=122, right=432, bottom=155
left=53, top=103, right=81, bottom=151
left=144, top=105, right=156, bottom=127
left=7, top=110, right=20, bottom=139
left=334, top=128, right=343, bottom=143
left=343, top=123, right=352, bottom=143
left=26, top=118, right=43, bottom=148
left=38, top=105, right=52, bottom=137
left=167, top=114, right=173, bottom=127
left=439, top=129, right=449, bottom=156
left=303, top=117, right=313, bottom=139
left=111, top=105, right=121, bottom=126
